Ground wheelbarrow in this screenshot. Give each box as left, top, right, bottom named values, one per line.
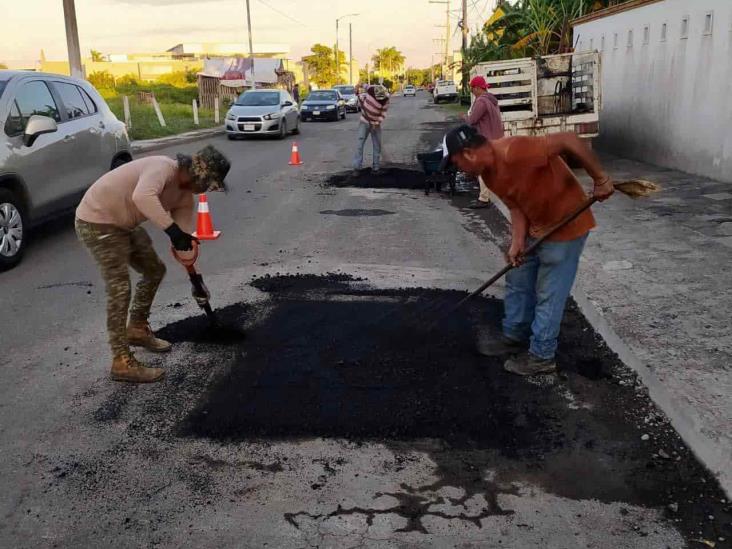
left=417, top=148, right=457, bottom=196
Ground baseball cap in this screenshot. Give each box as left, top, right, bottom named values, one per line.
left=469, top=75, right=490, bottom=89
left=439, top=124, right=484, bottom=170
left=190, top=145, right=231, bottom=193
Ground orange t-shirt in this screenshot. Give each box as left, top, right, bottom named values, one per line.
left=482, top=136, right=595, bottom=241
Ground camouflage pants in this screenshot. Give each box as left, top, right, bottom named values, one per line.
left=75, top=219, right=166, bottom=358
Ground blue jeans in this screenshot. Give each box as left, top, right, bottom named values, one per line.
left=352, top=122, right=382, bottom=170
left=502, top=233, right=588, bottom=360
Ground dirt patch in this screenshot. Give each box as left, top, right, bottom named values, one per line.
left=327, top=167, right=428, bottom=190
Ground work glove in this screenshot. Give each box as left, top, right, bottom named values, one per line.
left=165, top=223, right=198, bottom=252
left=190, top=274, right=211, bottom=307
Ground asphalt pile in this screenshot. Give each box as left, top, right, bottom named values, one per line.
left=327, top=167, right=428, bottom=190
left=106, top=274, right=731, bottom=542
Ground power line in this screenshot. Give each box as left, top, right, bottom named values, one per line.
left=255, top=0, right=309, bottom=27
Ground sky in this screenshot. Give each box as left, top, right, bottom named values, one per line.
left=1, top=0, right=499, bottom=69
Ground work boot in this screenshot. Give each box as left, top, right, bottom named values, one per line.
left=127, top=321, right=172, bottom=353
left=504, top=352, right=557, bottom=376
left=475, top=329, right=527, bottom=357
left=110, top=354, right=165, bottom=383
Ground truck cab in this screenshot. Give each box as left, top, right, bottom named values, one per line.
left=433, top=80, right=458, bottom=104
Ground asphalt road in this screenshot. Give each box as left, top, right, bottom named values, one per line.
left=0, top=93, right=728, bottom=548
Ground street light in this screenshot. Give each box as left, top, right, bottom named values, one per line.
left=335, top=13, right=359, bottom=85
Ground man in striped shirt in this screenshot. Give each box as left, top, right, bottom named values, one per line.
left=353, top=85, right=390, bottom=175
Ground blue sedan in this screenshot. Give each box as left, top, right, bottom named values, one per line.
left=300, top=90, right=347, bottom=122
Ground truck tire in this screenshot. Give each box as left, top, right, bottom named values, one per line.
left=0, top=188, right=27, bottom=271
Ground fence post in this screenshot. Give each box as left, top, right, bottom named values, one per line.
left=151, top=95, right=166, bottom=127
left=122, top=95, right=131, bottom=129
left=214, top=97, right=220, bottom=124
left=192, top=99, right=199, bottom=126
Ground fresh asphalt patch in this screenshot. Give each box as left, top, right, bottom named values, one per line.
left=80, top=273, right=732, bottom=542
left=319, top=208, right=396, bottom=217
left=327, top=167, right=428, bottom=190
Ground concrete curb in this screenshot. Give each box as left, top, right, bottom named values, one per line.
left=486, top=189, right=732, bottom=498
left=131, top=127, right=225, bottom=154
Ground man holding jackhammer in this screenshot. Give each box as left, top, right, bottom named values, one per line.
left=75, top=146, right=230, bottom=383
left=441, top=125, right=613, bottom=376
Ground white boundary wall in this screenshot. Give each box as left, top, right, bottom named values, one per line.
left=574, top=0, right=732, bottom=182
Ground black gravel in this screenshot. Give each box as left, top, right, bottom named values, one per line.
left=93, top=274, right=732, bottom=543
left=327, top=167, right=428, bottom=190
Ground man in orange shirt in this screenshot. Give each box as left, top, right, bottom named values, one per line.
left=441, top=125, right=613, bottom=376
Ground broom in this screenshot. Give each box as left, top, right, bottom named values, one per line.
left=417, top=179, right=661, bottom=326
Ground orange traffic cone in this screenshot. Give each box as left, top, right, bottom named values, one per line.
left=192, top=194, right=221, bottom=240
left=288, top=141, right=303, bottom=165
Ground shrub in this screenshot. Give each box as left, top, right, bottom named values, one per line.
left=88, top=71, right=116, bottom=91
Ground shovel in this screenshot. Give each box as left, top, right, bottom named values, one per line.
left=416, top=178, right=662, bottom=328
left=172, top=241, right=219, bottom=327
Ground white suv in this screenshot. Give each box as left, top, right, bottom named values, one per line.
left=0, top=71, right=131, bottom=269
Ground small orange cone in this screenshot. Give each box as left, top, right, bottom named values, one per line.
left=192, top=194, right=221, bottom=240
left=288, top=141, right=303, bottom=165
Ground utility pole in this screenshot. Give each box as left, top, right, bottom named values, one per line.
left=335, top=14, right=359, bottom=86
left=349, top=23, right=353, bottom=85
left=461, top=0, right=468, bottom=94
left=245, top=0, right=255, bottom=89
left=429, top=0, right=450, bottom=81
left=335, top=19, right=340, bottom=86
left=62, top=0, right=83, bottom=78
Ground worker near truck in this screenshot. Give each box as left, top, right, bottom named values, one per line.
left=75, top=146, right=231, bottom=384
left=463, top=75, right=504, bottom=210
left=441, top=125, right=613, bottom=376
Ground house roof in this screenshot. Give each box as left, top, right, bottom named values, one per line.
left=571, top=0, right=664, bottom=27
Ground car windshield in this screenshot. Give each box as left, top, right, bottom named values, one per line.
left=438, top=81, right=454, bottom=86
left=308, top=91, right=337, bottom=101
left=0, top=80, right=7, bottom=100
left=235, top=91, right=280, bottom=106
left=335, top=86, right=355, bottom=95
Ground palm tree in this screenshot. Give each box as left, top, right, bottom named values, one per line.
left=371, top=47, right=406, bottom=79
left=481, top=0, right=605, bottom=58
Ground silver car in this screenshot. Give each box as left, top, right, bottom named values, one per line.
left=0, top=71, right=131, bottom=270
left=225, top=89, right=300, bottom=140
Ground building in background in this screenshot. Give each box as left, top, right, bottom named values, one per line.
left=573, top=0, right=732, bottom=183
left=39, top=42, right=304, bottom=86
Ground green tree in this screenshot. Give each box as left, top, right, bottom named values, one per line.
left=90, top=49, right=104, bottom=62
left=303, top=44, right=346, bottom=88
left=371, top=47, right=406, bottom=78
left=466, top=0, right=609, bottom=66
left=88, top=71, right=116, bottom=90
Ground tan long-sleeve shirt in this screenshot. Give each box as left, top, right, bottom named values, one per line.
left=76, top=156, right=194, bottom=232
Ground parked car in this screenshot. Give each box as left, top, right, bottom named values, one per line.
left=225, top=89, right=300, bottom=140
left=403, top=85, right=417, bottom=97
left=433, top=80, right=458, bottom=103
left=333, top=85, right=360, bottom=112
left=300, top=90, right=347, bottom=122
left=0, top=70, right=131, bottom=270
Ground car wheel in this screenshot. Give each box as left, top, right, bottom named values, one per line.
left=340, top=109, right=346, bottom=120
left=0, top=189, right=27, bottom=271
left=292, top=118, right=300, bottom=135
left=278, top=120, right=287, bottom=140
left=111, top=154, right=131, bottom=170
